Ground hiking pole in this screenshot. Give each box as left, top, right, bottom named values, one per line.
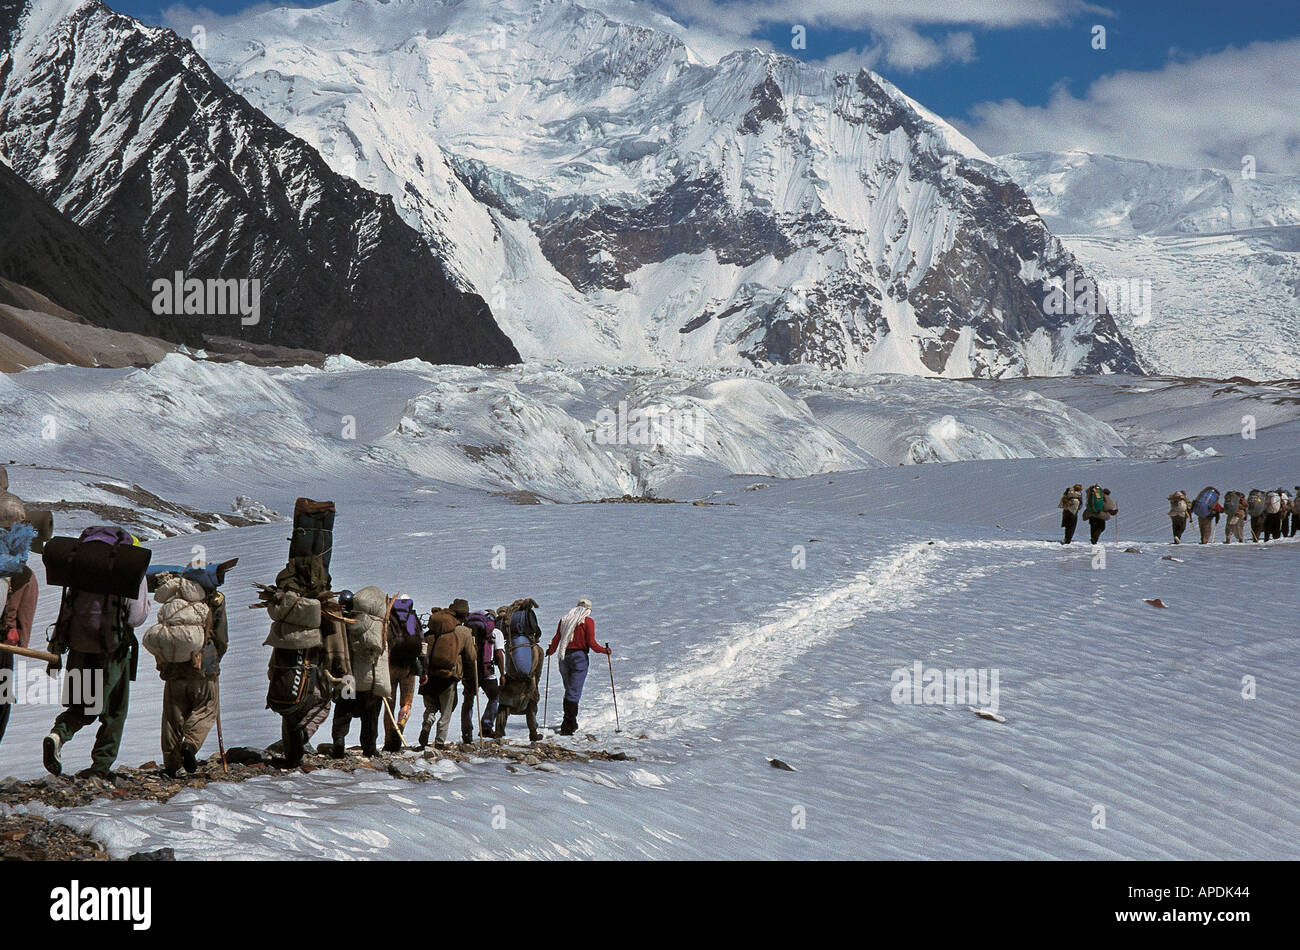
left=544, top=654, right=551, bottom=727
left=382, top=696, right=409, bottom=749
left=474, top=688, right=482, bottom=743
left=605, top=644, right=620, bottom=733
left=215, top=675, right=229, bottom=773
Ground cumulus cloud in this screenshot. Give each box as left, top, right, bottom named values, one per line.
left=818, top=27, right=976, bottom=74
left=958, top=39, right=1300, bottom=175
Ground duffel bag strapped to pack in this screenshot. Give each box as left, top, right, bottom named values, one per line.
left=351, top=585, right=388, bottom=619
left=266, top=647, right=319, bottom=712
left=346, top=610, right=387, bottom=664
left=42, top=528, right=152, bottom=597
left=267, top=588, right=323, bottom=629
left=289, top=498, right=335, bottom=571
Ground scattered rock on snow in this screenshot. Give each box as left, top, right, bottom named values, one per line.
left=970, top=707, right=1007, bottom=724
left=768, top=757, right=797, bottom=772
left=1145, top=598, right=1168, bottom=608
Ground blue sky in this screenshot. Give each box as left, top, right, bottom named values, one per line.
left=123, top=0, right=1300, bottom=172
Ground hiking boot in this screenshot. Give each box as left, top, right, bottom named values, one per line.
left=75, top=767, right=115, bottom=782
left=163, top=765, right=181, bottom=779
left=42, top=733, right=62, bottom=776
left=530, top=732, right=543, bottom=743
left=560, top=700, right=579, bottom=736
left=329, top=743, right=347, bottom=759
left=418, top=726, right=430, bottom=747
left=181, top=742, right=199, bottom=773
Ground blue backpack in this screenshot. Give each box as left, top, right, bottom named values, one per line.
left=0, top=523, right=36, bottom=577
left=1192, top=488, right=1219, bottom=518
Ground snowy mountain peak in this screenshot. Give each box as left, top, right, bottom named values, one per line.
left=190, top=0, right=1141, bottom=377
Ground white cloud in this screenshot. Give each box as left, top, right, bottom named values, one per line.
left=816, top=27, right=976, bottom=74
left=958, top=39, right=1300, bottom=175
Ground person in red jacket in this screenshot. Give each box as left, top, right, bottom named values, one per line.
left=1, top=564, right=39, bottom=746
left=546, top=598, right=610, bottom=736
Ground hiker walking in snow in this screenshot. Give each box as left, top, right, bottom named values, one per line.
left=42, top=526, right=152, bottom=780
left=1190, top=486, right=1221, bottom=544
left=1290, top=488, right=1300, bottom=537
left=418, top=600, right=478, bottom=748
left=1280, top=489, right=1294, bottom=538
left=1263, top=490, right=1286, bottom=542
left=383, top=594, right=425, bottom=751
left=1081, top=485, right=1117, bottom=545
left=141, top=561, right=235, bottom=777
left=1246, top=489, right=1267, bottom=542
left=1223, top=491, right=1247, bottom=544
left=330, top=587, right=389, bottom=758
left=1058, top=484, right=1082, bottom=544
left=0, top=491, right=38, bottom=748
left=493, top=598, right=544, bottom=743
left=462, top=607, right=502, bottom=741
left=1167, top=490, right=1191, bottom=544
left=475, top=610, right=507, bottom=739
left=547, top=599, right=609, bottom=737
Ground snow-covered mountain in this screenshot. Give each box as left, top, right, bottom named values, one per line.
left=193, top=0, right=1140, bottom=377
left=999, top=151, right=1300, bottom=380
left=0, top=0, right=519, bottom=365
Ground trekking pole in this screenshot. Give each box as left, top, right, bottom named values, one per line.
left=544, top=654, right=551, bottom=726
left=215, top=675, right=229, bottom=773
left=605, top=644, right=620, bottom=733
left=382, top=696, right=409, bottom=749
left=0, top=642, right=58, bottom=664
left=474, top=688, right=482, bottom=743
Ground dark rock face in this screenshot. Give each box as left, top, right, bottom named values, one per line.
left=0, top=0, right=520, bottom=366
left=0, top=162, right=171, bottom=335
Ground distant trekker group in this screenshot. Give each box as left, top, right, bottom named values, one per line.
left=1056, top=482, right=1299, bottom=546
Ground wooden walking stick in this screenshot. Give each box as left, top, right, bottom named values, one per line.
left=215, top=675, right=229, bottom=773
left=0, top=642, right=58, bottom=664
left=605, top=644, right=620, bottom=733
left=382, top=696, right=409, bottom=749
left=544, top=653, right=551, bottom=726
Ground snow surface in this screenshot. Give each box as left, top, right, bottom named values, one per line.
left=1, top=357, right=1298, bottom=859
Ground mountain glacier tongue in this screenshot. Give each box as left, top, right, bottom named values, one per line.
left=196, top=0, right=1141, bottom=377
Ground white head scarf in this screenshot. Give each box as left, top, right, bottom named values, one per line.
left=556, top=600, right=592, bottom=660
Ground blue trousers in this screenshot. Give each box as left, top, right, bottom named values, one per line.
left=559, top=650, right=589, bottom=703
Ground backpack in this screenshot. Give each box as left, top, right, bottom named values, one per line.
left=504, top=630, right=542, bottom=683
left=266, top=647, right=319, bottom=713
left=1086, top=485, right=1105, bottom=514
left=1191, top=487, right=1219, bottom=518
left=0, top=523, right=36, bottom=577
left=1266, top=492, right=1282, bottom=514
left=1222, top=491, right=1244, bottom=519
left=141, top=574, right=212, bottom=666
left=388, top=598, right=423, bottom=670
left=1247, top=490, right=1266, bottom=518
left=464, top=610, right=497, bottom=679
left=425, top=609, right=462, bottom=679
left=288, top=498, right=335, bottom=574
left=45, top=526, right=151, bottom=659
